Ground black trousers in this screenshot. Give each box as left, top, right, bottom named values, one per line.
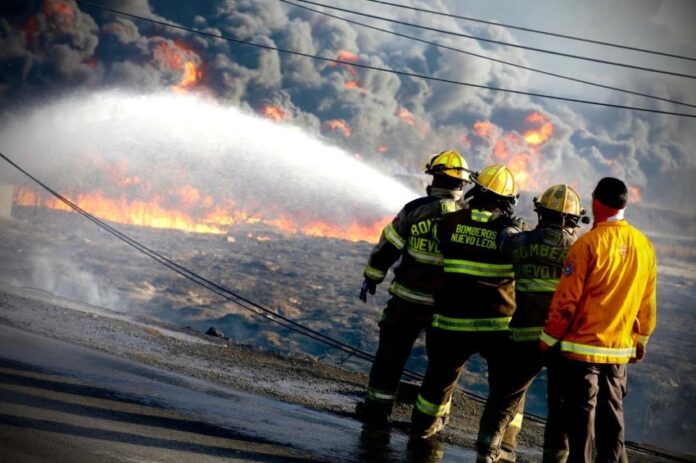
left=550, top=357, right=628, bottom=463
left=415, top=328, right=508, bottom=423
left=366, top=297, right=432, bottom=403
left=478, top=341, right=569, bottom=462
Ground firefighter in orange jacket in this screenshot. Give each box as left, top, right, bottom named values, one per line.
left=477, top=184, right=588, bottom=463
left=410, top=165, right=524, bottom=440
left=540, top=177, right=657, bottom=463
left=355, top=150, right=471, bottom=426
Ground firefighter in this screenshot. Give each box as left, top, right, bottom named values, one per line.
left=476, top=184, right=588, bottom=463
left=410, top=164, right=524, bottom=441
left=540, top=177, right=657, bottom=463
left=355, top=150, right=472, bottom=426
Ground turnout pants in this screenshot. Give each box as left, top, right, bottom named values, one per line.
left=478, top=341, right=569, bottom=463
left=550, top=358, right=628, bottom=463
left=412, top=328, right=508, bottom=434
left=365, top=297, right=433, bottom=408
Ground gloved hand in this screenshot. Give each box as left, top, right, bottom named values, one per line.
left=630, top=342, right=647, bottom=363
left=359, top=279, right=377, bottom=302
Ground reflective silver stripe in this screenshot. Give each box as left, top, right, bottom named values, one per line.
left=516, top=278, right=559, bottom=292
left=389, top=282, right=435, bottom=305
left=416, top=394, right=451, bottom=417
left=471, top=209, right=493, bottom=223
left=384, top=223, right=405, bottom=250
left=510, top=326, right=543, bottom=341
left=407, top=248, right=443, bottom=265
left=364, top=264, right=386, bottom=280
left=635, top=334, right=650, bottom=344
left=367, top=387, right=397, bottom=402
left=539, top=330, right=559, bottom=347
left=443, top=259, right=514, bottom=278
left=432, top=314, right=511, bottom=332
left=560, top=341, right=636, bottom=360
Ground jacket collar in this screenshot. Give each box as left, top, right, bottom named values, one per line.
left=429, top=187, right=463, bottom=201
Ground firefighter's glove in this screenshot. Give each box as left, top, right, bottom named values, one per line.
left=630, top=342, right=647, bottom=364
left=360, top=279, right=377, bottom=303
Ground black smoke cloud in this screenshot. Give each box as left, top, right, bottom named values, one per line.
left=0, top=0, right=695, bottom=214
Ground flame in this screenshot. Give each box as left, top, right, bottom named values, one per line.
left=397, top=107, right=416, bottom=126
left=473, top=121, right=496, bottom=139
left=325, top=119, right=352, bottom=138
left=13, top=183, right=389, bottom=242
left=43, top=0, right=76, bottom=25
left=472, top=112, right=555, bottom=191
left=261, top=105, right=289, bottom=121
left=377, top=145, right=389, bottom=153
left=331, top=50, right=362, bottom=89
left=523, top=112, right=554, bottom=147
left=154, top=40, right=202, bottom=93
left=628, top=185, right=642, bottom=204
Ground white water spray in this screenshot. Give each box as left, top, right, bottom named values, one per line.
left=0, top=91, right=418, bottom=228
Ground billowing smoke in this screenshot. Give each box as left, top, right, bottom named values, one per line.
left=1, top=0, right=695, bottom=216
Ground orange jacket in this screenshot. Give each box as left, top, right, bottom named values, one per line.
left=540, top=220, right=657, bottom=364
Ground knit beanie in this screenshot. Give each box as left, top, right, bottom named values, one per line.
left=592, top=177, right=628, bottom=209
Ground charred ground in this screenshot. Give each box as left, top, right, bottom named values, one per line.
left=0, top=206, right=695, bottom=458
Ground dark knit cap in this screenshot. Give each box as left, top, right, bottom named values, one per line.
left=593, top=177, right=628, bottom=209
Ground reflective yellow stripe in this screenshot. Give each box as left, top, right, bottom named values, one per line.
left=635, top=334, right=650, bottom=344
left=560, top=341, right=636, bottom=361
left=471, top=209, right=493, bottom=223
left=539, top=330, right=559, bottom=347
left=516, top=278, right=559, bottom=292
left=416, top=394, right=451, bottom=417
left=407, top=248, right=443, bottom=265
left=443, top=259, right=514, bottom=278
left=367, top=387, right=397, bottom=402
left=509, top=412, right=523, bottom=429
left=364, top=264, right=386, bottom=280
left=510, top=326, right=543, bottom=341
left=389, top=282, right=434, bottom=305
left=432, top=314, right=511, bottom=332
left=384, top=223, right=405, bottom=250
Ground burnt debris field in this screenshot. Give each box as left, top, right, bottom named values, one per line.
left=0, top=206, right=695, bottom=461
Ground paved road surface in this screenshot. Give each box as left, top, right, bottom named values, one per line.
left=0, top=324, right=475, bottom=462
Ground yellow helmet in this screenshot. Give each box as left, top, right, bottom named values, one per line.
left=424, top=150, right=470, bottom=181
left=534, top=184, right=585, bottom=217
left=472, top=164, right=519, bottom=199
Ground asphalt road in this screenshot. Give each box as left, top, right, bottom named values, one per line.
left=0, top=324, right=475, bottom=462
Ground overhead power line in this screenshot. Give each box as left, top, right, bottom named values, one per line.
left=74, top=1, right=696, bottom=118
left=281, top=0, right=696, bottom=109
left=291, top=0, right=696, bottom=80
left=360, top=0, right=696, bottom=62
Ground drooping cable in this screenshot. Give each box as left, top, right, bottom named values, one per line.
left=73, top=1, right=696, bottom=118
left=290, top=0, right=696, bottom=80
left=280, top=0, right=696, bottom=109
left=359, top=0, right=696, bottom=62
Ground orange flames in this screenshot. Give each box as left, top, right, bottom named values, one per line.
left=523, top=112, right=554, bottom=146
left=325, top=119, right=352, bottom=138
left=377, top=145, right=389, bottom=153
left=153, top=40, right=202, bottom=93
left=331, top=50, right=362, bottom=90
left=396, top=107, right=429, bottom=136
left=261, top=105, right=290, bottom=121
left=13, top=177, right=389, bottom=243
left=472, top=112, right=555, bottom=191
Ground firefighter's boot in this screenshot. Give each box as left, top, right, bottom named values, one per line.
left=410, top=408, right=449, bottom=439
left=355, top=399, right=393, bottom=428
